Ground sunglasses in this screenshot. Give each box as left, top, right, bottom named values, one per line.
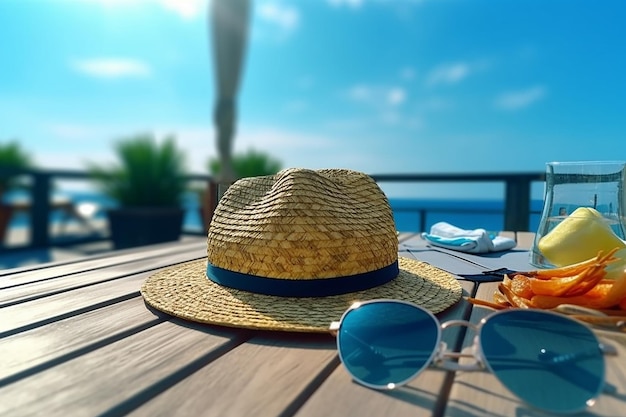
left=330, top=299, right=617, bottom=414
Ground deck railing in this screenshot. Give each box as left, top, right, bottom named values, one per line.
left=370, top=172, right=546, bottom=232
left=1, top=167, right=546, bottom=251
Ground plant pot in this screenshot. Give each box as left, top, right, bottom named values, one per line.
left=0, top=204, right=13, bottom=244
left=107, top=207, right=184, bottom=250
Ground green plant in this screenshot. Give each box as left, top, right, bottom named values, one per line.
left=88, top=134, right=188, bottom=208
left=0, top=140, right=34, bottom=196
left=208, top=148, right=282, bottom=179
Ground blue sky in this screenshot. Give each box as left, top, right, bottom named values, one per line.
left=1, top=0, right=625, bottom=198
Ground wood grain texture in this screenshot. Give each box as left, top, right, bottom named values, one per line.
left=0, top=320, right=241, bottom=417
left=0, top=273, right=148, bottom=335
left=0, top=298, right=161, bottom=379
left=448, top=338, right=626, bottom=415
left=0, top=246, right=205, bottom=305
left=0, top=244, right=207, bottom=335
left=295, top=289, right=474, bottom=417
left=296, top=365, right=453, bottom=417
left=447, top=282, right=626, bottom=417
left=0, top=239, right=206, bottom=288
left=513, top=231, right=536, bottom=250
left=2, top=234, right=624, bottom=417
left=127, top=333, right=337, bottom=417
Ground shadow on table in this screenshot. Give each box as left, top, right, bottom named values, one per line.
left=382, top=382, right=507, bottom=417
left=146, top=301, right=338, bottom=349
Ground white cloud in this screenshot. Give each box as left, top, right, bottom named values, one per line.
left=42, top=122, right=215, bottom=173
left=347, top=85, right=374, bottom=102
left=238, top=126, right=332, bottom=150
left=72, top=58, right=152, bottom=79
left=48, top=123, right=100, bottom=141
left=327, top=0, right=364, bottom=8
left=160, top=0, right=204, bottom=20
left=400, top=67, right=417, bottom=81
left=387, top=88, right=406, bottom=105
left=78, top=0, right=203, bottom=19
left=495, top=86, right=547, bottom=110
left=238, top=125, right=381, bottom=170
left=41, top=121, right=344, bottom=174
left=340, top=84, right=420, bottom=130
left=346, top=84, right=406, bottom=107
left=258, top=2, right=299, bottom=31
left=426, top=62, right=470, bottom=86
left=153, top=124, right=339, bottom=172
left=418, top=96, right=452, bottom=111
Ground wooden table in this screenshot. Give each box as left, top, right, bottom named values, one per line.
left=1, top=233, right=625, bottom=417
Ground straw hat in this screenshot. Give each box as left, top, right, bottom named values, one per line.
left=141, top=168, right=462, bottom=332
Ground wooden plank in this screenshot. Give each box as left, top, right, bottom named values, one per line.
left=0, top=247, right=205, bottom=305
left=0, top=298, right=161, bottom=380
left=127, top=258, right=473, bottom=417
left=126, top=333, right=337, bottom=417
left=0, top=239, right=206, bottom=288
left=4, top=231, right=566, bottom=417
left=297, top=363, right=452, bottom=417
left=0, top=243, right=207, bottom=335
left=446, top=360, right=626, bottom=417
left=296, top=364, right=453, bottom=417
left=397, top=232, right=416, bottom=243
left=126, top=275, right=471, bottom=417
left=498, top=231, right=516, bottom=240
left=444, top=282, right=626, bottom=417
left=295, top=290, right=474, bottom=417
left=0, top=272, right=149, bottom=335
left=0, top=320, right=244, bottom=417
left=448, top=329, right=626, bottom=414
left=514, top=231, right=536, bottom=250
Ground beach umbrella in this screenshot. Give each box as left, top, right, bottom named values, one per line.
left=209, top=0, right=250, bottom=184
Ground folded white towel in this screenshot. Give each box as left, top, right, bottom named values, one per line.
left=421, top=222, right=516, bottom=254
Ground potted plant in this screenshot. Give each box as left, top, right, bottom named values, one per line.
left=207, top=148, right=282, bottom=180
left=0, top=140, right=34, bottom=243
left=88, top=133, right=188, bottom=250
left=200, top=148, right=282, bottom=229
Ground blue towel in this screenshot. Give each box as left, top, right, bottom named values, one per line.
left=421, top=222, right=516, bottom=254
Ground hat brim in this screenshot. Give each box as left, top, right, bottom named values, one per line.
left=140, top=257, right=463, bottom=333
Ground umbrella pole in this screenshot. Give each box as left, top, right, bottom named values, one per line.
left=210, top=0, right=251, bottom=185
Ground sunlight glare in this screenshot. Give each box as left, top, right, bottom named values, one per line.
left=78, top=0, right=204, bottom=20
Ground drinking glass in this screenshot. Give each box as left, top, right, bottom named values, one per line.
left=529, top=161, right=626, bottom=268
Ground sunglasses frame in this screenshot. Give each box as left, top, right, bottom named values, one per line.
left=330, top=299, right=617, bottom=413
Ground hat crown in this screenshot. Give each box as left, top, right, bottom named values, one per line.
left=207, top=168, right=398, bottom=280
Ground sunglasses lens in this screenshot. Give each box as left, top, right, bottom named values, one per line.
left=480, top=310, right=605, bottom=414
left=337, top=301, right=439, bottom=389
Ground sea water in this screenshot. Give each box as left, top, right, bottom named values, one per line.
left=5, top=191, right=544, bottom=234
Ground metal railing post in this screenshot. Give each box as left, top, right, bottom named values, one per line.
left=200, top=179, right=219, bottom=233
left=503, top=177, right=531, bottom=232
left=419, top=209, right=426, bottom=233
left=31, top=171, right=52, bottom=247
